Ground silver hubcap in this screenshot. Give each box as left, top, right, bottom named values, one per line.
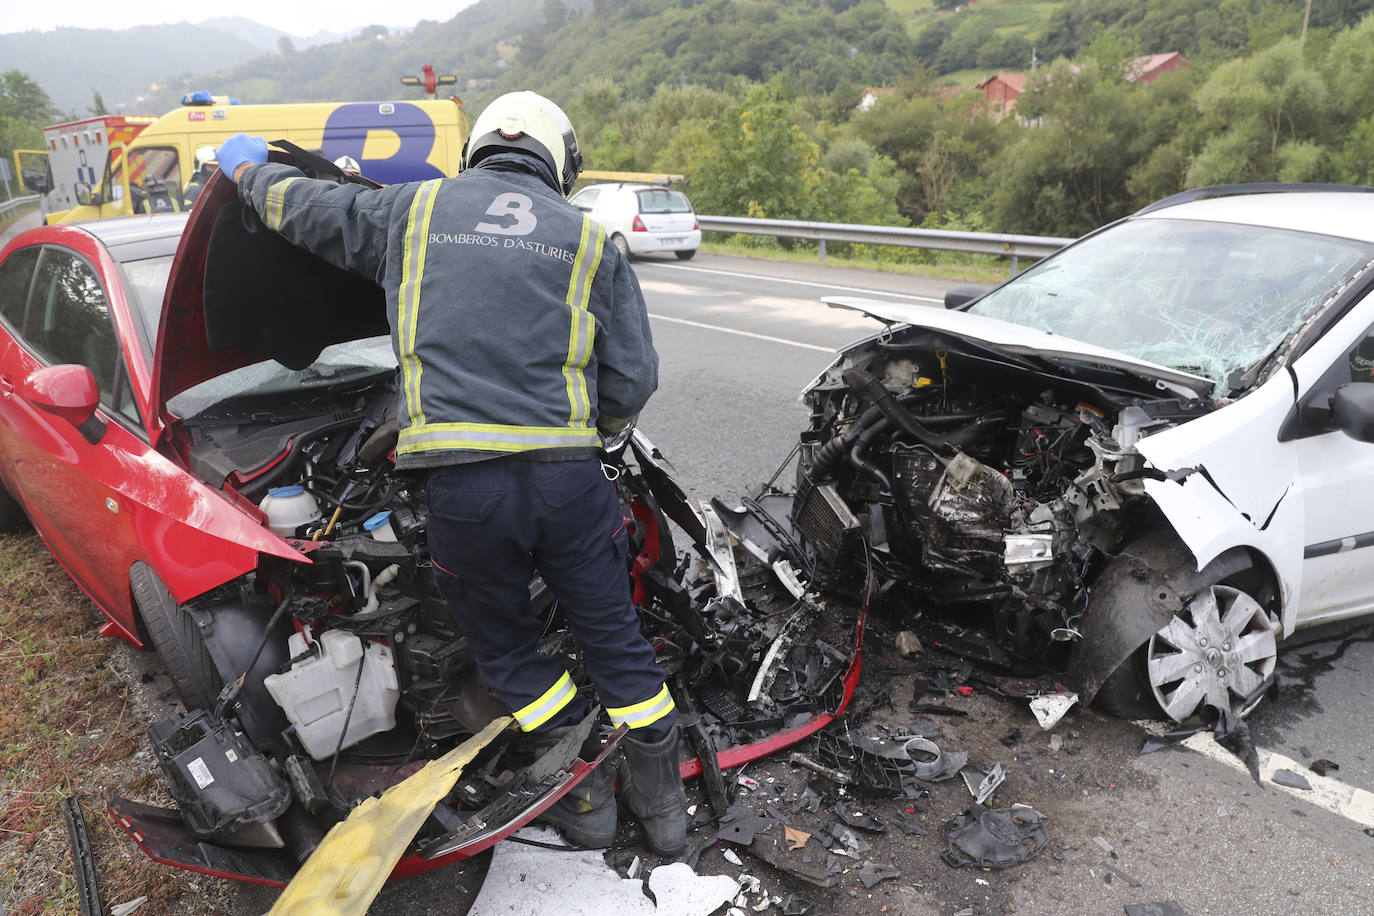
left=1146, top=585, right=1277, bottom=722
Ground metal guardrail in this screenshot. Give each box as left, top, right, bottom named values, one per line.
left=0, top=195, right=39, bottom=222
left=697, top=214, right=1074, bottom=273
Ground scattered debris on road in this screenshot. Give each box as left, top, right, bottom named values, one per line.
left=1272, top=769, right=1313, bottom=791
left=940, top=803, right=1050, bottom=869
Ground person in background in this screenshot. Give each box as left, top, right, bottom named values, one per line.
left=181, top=145, right=218, bottom=207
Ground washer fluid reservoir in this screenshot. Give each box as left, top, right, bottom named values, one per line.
left=264, top=629, right=400, bottom=760
left=259, top=485, right=320, bottom=537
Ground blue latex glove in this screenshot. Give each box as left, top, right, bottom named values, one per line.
left=215, top=134, right=268, bottom=183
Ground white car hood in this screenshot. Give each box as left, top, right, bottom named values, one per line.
left=823, top=296, right=1215, bottom=398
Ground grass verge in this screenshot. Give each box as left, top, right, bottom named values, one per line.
left=0, top=532, right=205, bottom=915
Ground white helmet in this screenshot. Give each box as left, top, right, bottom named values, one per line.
left=333, top=154, right=362, bottom=173
left=463, top=91, right=583, bottom=196
left=194, top=145, right=218, bottom=173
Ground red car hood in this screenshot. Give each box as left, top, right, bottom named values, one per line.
left=153, top=161, right=389, bottom=427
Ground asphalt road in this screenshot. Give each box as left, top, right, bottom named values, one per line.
left=234, top=251, right=1374, bottom=914
left=624, top=251, right=1374, bottom=913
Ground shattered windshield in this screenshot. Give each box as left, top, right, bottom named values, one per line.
left=969, top=218, right=1374, bottom=391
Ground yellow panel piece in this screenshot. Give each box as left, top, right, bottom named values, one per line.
left=268, top=716, right=513, bottom=916
left=361, top=129, right=403, bottom=161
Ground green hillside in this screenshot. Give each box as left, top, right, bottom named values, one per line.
left=13, top=0, right=1374, bottom=245
left=0, top=24, right=269, bottom=115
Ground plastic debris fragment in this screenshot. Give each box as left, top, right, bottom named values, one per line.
left=1029, top=692, right=1079, bottom=729
left=834, top=800, right=886, bottom=833
left=960, top=763, right=1007, bottom=805
left=941, top=803, right=1049, bottom=870
left=904, top=736, right=967, bottom=782
left=648, top=863, right=741, bottom=916
left=1123, top=903, right=1189, bottom=916
left=1272, top=769, right=1312, bottom=791
left=857, top=862, right=901, bottom=889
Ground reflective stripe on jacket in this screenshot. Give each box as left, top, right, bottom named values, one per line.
left=238, top=156, right=658, bottom=469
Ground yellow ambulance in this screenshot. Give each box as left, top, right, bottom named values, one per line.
left=50, top=94, right=471, bottom=224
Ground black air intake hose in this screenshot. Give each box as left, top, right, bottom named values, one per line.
left=944, top=411, right=1010, bottom=450
left=842, top=368, right=952, bottom=454
left=809, top=405, right=885, bottom=481
left=849, top=418, right=893, bottom=493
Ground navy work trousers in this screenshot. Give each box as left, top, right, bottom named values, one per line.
left=426, top=456, right=673, bottom=738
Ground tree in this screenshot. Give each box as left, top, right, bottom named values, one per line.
left=544, top=0, right=569, bottom=28
left=0, top=71, right=58, bottom=197
left=1186, top=37, right=1330, bottom=185
left=659, top=80, right=819, bottom=220
left=277, top=36, right=296, bottom=55
left=988, top=43, right=1154, bottom=235
left=88, top=90, right=108, bottom=116
left=0, top=70, right=60, bottom=125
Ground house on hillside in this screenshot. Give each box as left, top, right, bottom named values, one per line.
left=857, top=87, right=900, bottom=112
left=1123, top=52, right=1189, bottom=84
left=977, top=53, right=1186, bottom=117
left=977, top=72, right=1027, bottom=115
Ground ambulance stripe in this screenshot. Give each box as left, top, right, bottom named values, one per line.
left=398, top=179, right=443, bottom=430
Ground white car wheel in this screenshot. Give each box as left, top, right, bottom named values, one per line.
left=1145, top=584, right=1277, bottom=721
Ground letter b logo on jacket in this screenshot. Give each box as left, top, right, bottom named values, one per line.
left=476, top=192, right=538, bottom=236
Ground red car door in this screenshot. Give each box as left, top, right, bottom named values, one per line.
left=0, top=244, right=42, bottom=506
left=0, top=238, right=306, bottom=644
left=0, top=242, right=161, bottom=638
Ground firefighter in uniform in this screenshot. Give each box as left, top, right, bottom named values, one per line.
left=182, top=146, right=218, bottom=207
left=215, top=91, right=687, bottom=855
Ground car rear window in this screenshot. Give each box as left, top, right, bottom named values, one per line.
left=636, top=189, right=692, bottom=214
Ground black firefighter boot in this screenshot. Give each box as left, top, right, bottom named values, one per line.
left=527, top=727, right=618, bottom=848
left=617, top=724, right=687, bottom=856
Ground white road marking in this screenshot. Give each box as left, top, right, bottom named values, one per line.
left=646, top=262, right=944, bottom=304
left=1179, top=731, right=1374, bottom=826
left=648, top=313, right=835, bottom=353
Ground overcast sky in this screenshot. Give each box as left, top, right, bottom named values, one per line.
left=2, top=3, right=463, bottom=38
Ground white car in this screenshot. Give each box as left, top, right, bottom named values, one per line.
left=734, top=185, right=1374, bottom=725
left=569, top=183, right=702, bottom=260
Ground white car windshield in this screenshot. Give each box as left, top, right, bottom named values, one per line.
left=969, top=218, right=1374, bottom=391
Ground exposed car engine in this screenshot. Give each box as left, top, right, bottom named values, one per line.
left=781, top=325, right=1194, bottom=666
left=130, top=368, right=860, bottom=876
